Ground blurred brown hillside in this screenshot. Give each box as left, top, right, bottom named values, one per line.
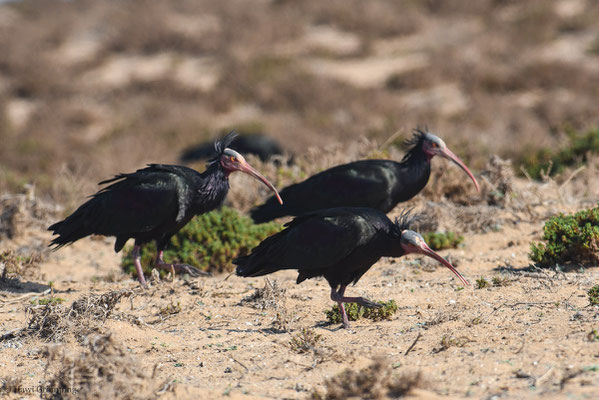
left=1, top=0, right=598, bottom=204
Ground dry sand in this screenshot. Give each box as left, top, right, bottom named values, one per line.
left=1, top=177, right=599, bottom=399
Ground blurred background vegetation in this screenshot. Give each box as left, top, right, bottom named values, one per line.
left=1, top=0, right=599, bottom=211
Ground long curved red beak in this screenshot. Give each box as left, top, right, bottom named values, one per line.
left=417, top=242, right=470, bottom=286
left=237, top=161, right=283, bottom=205
left=440, top=147, right=480, bottom=192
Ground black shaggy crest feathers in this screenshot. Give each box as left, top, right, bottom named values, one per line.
left=401, top=128, right=428, bottom=162
left=208, top=131, right=238, bottom=163
left=391, top=209, right=418, bottom=237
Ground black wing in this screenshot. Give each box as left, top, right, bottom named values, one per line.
left=235, top=208, right=380, bottom=277
left=250, top=160, right=395, bottom=222
left=48, top=165, right=192, bottom=249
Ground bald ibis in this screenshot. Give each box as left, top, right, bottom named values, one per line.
left=250, top=130, right=479, bottom=223
left=235, top=207, right=469, bottom=328
left=49, top=133, right=283, bottom=286
left=181, top=133, right=287, bottom=164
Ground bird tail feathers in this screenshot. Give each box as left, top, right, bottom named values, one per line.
left=47, top=201, right=100, bottom=250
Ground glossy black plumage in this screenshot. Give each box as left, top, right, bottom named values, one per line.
left=181, top=133, right=286, bottom=163
left=49, top=163, right=229, bottom=253
left=250, top=130, right=478, bottom=223
left=235, top=207, right=469, bottom=328
left=49, top=133, right=282, bottom=286
left=238, top=208, right=407, bottom=288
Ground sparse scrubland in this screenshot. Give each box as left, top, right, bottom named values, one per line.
left=2, top=0, right=599, bottom=399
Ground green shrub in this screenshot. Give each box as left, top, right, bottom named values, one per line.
left=325, top=300, right=398, bottom=324
left=529, top=205, right=599, bottom=267
left=121, top=207, right=282, bottom=277
left=422, top=231, right=464, bottom=251
left=520, top=128, right=599, bottom=180
left=589, top=286, right=599, bottom=306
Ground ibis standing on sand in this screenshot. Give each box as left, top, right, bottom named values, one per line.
left=48, top=133, right=283, bottom=286
left=250, top=130, right=479, bottom=223
left=235, top=208, right=469, bottom=328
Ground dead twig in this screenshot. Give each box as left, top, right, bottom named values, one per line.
left=0, top=288, right=51, bottom=305
left=231, top=356, right=249, bottom=372
left=404, top=332, right=422, bottom=356
left=514, top=338, right=525, bottom=354
left=378, top=129, right=405, bottom=151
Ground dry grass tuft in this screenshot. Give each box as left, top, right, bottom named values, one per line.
left=422, top=311, right=459, bottom=329
left=0, top=250, right=42, bottom=282
left=422, top=165, right=481, bottom=206
left=42, top=333, right=165, bottom=400
left=240, top=278, right=286, bottom=310
left=20, top=289, right=132, bottom=342
left=433, top=335, right=474, bottom=353
left=0, top=185, right=61, bottom=240
left=413, top=201, right=505, bottom=234
left=311, top=358, right=422, bottom=400
left=289, top=327, right=338, bottom=367
left=69, top=290, right=133, bottom=322
left=240, top=278, right=292, bottom=332
left=421, top=155, right=515, bottom=207
left=157, top=300, right=182, bottom=318
left=289, top=328, right=322, bottom=355
left=480, top=155, right=515, bottom=207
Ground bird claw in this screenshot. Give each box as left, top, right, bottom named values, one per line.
left=155, top=262, right=210, bottom=277
left=174, top=264, right=210, bottom=277
left=360, top=299, right=383, bottom=308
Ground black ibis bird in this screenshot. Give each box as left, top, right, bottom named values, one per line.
left=250, top=130, right=479, bottom=223
left=235, top=207, right=469, bottom=328
left=181, top=133, right=287, bottom=164
left=48, top=133, right=283, bottom=286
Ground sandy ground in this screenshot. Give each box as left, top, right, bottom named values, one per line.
left=1, top=180, right=599, bottom=400
left=1, top=1, right=599, bottom=398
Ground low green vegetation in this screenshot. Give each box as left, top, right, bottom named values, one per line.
left=422, top=231, right=464, bottom=251
left=491, top=276, right=510, bottom=287
left=325, top=300, right=398, bottom=324
left=529, top=205, right=599, bottom=268
left=588, top=285, right=599, bottom=306
left=121, top=207, right=281, bottom=277
left=31, top=297, right=65, bottom=306
left=158, top=301, right=182, bottom=316
left=520, top=127, right=599, bottom=180
left=475, top=277, right=489, bottom=289
left=476, top=276, right=510, bottom=289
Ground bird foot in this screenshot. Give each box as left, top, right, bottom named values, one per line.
left=358, top=298, right=383, bottom=309
left=154, top=262, right=210, bottom=277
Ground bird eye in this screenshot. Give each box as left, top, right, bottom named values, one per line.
left=431, top=142, right=438, bottom=148
left=230, top=156, right=236, bottom=162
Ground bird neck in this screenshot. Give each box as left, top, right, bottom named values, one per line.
left=381, top=236, right=407, bottom=258
left=391, top=148, right=431, bottom=202
left=194, top=164, right=230, bottom=209
left=401, top=142, right=431, bottom=166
